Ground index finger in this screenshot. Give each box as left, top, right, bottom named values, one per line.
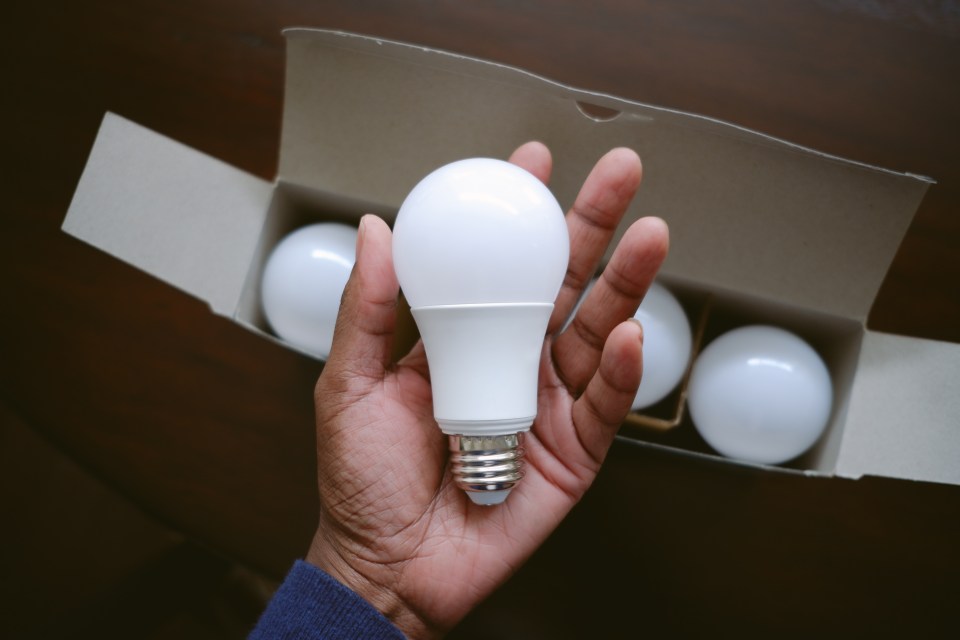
left=548, top=148, right=643, bottom=333
left=507, top=140, right=553, bottom=184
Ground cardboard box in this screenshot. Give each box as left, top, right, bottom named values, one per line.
left=63, top=28, right=960, bottom=487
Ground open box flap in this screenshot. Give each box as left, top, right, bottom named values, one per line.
left=837, top=331, right=960, bottom=485
left=63, top=113, right=273, bottom=316
left=279, top=28, right=931, bottom=321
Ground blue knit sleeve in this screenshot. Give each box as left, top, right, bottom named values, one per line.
left=249, top=560, right=406, bottom=639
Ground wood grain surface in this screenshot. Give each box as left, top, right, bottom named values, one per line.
left=3, top=1, right=958, bottom=636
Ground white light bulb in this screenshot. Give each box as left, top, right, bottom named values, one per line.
left=261, top=223, right=358, bottom=360
left=631, top=281, right=693, bottom=410
left=687, top=325, right=833, bottom=465
left=393, top=158, right=569, bottom=505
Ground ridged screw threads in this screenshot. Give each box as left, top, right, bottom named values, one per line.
left=449, top=433, right=525, bottom=494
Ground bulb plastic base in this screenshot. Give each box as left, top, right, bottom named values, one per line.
left=449, top=433, right=525, bottom=506
left=412, top=304, right=552, bottom=432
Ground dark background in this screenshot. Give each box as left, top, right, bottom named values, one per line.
left=3, top=1, right=959, bottom=638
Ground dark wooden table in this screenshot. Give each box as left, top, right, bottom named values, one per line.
left=5, top=1, right=959, bottom=636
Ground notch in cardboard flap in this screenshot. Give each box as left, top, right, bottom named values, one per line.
left=837, top=331, right=960, bottom=486
left=279, top=29, right=586, bottom=208
left=279, top=29, right=932, bottom=322
left=63, top=113, right=273, bottom=316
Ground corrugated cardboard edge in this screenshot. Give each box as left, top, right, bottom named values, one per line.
left=62, top=113, right=274, bottom=315
left=837, top=331, right=960, bottom=485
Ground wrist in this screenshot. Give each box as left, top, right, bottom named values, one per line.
left=306, top=527, right=438, bottom=639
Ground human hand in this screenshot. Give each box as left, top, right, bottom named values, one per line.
left=307, top=142, right=669, bottom=638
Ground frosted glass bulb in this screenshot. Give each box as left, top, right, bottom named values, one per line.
left=261, top=223, right=357, bottom=360
left=631, top=281, right=693, bottom=410
left=687, top=325, right=833, bottom=465
left=393, top=158, right=569, bottom=505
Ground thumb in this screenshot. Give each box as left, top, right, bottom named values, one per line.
left=323, top=214, right=400, bottom=383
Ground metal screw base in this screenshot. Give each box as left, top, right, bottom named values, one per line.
left=449, top=433, right=525, bottom=499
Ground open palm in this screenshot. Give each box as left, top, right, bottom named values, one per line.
left=307, top=142, right=669, bottom=639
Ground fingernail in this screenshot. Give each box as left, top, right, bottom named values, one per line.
left=629, top=317, right=644, bottom=346
left=356, top=215, right=368, bottom=255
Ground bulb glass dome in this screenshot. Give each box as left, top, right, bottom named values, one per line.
left=631, top=281, right=693, bottom=410
left=260, top=223, right=357, bottom=360
left=393, top=158, right=569, bottom=307
left=688, top=325, right=833, bottom=465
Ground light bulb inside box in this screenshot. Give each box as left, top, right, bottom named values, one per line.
left=687, top=325, right=833, bottom=465
left=393, top=158, right=569, bottom=505
left=570, top=278, right=692, bottom=411
left=631, top=281, right=693, bottom=411
left=261, top=223, right=358, bottom=360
